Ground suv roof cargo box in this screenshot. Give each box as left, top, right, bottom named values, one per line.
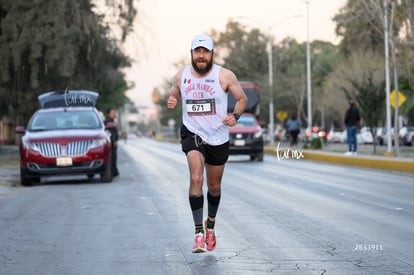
left=38, top=90, right=99, bottom=108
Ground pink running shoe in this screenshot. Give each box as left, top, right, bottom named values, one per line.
left=192, top=233, right=206, bottom=253
left=204, top=220, right=216, bottom=251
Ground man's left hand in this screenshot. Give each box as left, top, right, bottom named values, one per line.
left=222, top=115, right=238, bottom=127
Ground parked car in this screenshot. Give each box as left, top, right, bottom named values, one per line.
left=15, top=90, right=114, bottom=186
left=327, top=128, right=345, bottom=143
left=399, top=126, right=414, bottom=146
left=358, top=127, right=374, bottom=144
left=376, top=127, right=386, bottom=145
left=229, top=113, right=264, bottom=161
left=274, top=127, right=287, bottom=142
left=298, top=128, right=308, bottom=142
left=305, top=126, right=327, bottom=142
left=261, top=127, right=270, bottom=144
left=376, top=127, right=397, bottom=146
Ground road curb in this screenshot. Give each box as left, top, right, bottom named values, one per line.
left=265, top=148, right=414, bottom=174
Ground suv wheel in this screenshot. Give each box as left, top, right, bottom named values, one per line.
left=100, top=156, right=113, bottom=183
left=20, top=168, right=32, bottom=186
left=250, top=153, right=264, bottom=162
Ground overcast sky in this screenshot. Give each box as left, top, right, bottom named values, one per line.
left=123, top=0, right=347, bottom=107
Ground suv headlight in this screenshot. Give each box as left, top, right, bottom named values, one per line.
left=253, top=129, right=263, bottom=139
left=21, top=141, right=41, bottom=152
left=90, top=138, right=107, bottom=149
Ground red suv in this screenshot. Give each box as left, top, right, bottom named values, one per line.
left=228, top=82, right=264, bottom=161
left=229, top=113, right=264, bottom=161
left=15, top=90, right=113, bottom=186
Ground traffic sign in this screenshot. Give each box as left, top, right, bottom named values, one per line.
left=276, top=111, right=288, bottom=121
left=390, top=90, right=406, bottom=108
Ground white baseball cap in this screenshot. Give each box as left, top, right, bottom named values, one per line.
left=191, top=34, right=214, bottom=51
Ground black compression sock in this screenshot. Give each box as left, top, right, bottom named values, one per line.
left=206, top=219, right=215, bottom=229
left=195, top=226, right=204, bottom=234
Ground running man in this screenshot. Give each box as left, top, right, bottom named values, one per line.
left=167, top=34, right=247, bottom=253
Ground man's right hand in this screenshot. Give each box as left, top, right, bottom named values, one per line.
left=167, top=93, right=177, bottom=109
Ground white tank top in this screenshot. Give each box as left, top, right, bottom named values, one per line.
left=180, top=64, right=229, bottom=145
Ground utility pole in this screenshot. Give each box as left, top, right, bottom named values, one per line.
left=383, top=0, right=393, bottom=155
left=305, top=0, right=312, bottom=135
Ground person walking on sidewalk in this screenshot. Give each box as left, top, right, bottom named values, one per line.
left=286, top=113, right=302, bottom=147
left=344, top=99, right=361, bottom=156
left=167, top=34, right=248, bottom=253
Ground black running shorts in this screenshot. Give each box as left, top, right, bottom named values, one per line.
left=180, top=125, right=229, bottom=166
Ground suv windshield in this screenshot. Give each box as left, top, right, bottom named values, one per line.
left=29, top=110, right=102, bottom=131
left=236, top=116, right=256, bottom=127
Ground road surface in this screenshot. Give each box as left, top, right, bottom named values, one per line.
left=0, top=138, right=413, bottom=274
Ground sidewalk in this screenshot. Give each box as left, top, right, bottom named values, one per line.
left=0, top=145, right=20, bottom=188
left=0, top=145, right=19, bottom=159
left=265, top=142, right=414, bottom=174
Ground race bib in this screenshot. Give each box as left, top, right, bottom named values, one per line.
left=186, top=99, right=216, bottom=116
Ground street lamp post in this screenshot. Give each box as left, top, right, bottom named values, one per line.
left=268, top=32, right=274, bottom=144
left=383, top=0, right=393, bottom=154
left=305, top=0, right=312, bottom=135
left=237, top=15, right=302, bottom=144
left=269, top=16, right=303, bottom=144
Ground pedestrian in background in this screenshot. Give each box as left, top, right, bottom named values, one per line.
left=286, top=113, right=302, bottom=147
left=344, top=99, right=360, bottom=156
left=104, top=108, right=120, bottom=177
left=167, top=34, right=247, bottom=253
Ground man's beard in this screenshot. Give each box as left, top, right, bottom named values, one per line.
left=191, top=54, right=213, bottom=75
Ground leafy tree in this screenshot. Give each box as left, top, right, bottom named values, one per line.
left=311, top=40, right=341, bottom=128
left=327, top=51, right=385, bottom=152
left=333, top=0, right=414, bottom=128
left=212, top=21, right=269, bottom=123
left=389, top=0, right=414, bottom=125
left=272, top=38, right=340, bottom=128
left=403, top=0, right=414, bottom=46
left=273, top=38, right=307, bottom=124
left=0, top=0, right=137, bottom=125
left=398, top=66, right=414, bottom=124
left=213, top=20, right=268, bottom=82
left=96, top=0, right=137, bottom=42
left=333, top=0, right=386, bottom=56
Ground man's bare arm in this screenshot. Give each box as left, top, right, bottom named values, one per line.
left=221, top=68, right=248, bottom=127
